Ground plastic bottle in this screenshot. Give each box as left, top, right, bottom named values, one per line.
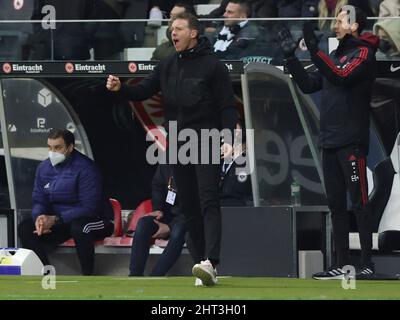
left=290, top=177, right=301, bottom=206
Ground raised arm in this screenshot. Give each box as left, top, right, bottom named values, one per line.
left=302, top=22, right=376, bottom=87
left=277, top=27, right=323, bottom=94
left=106, top=64, right=161, bottom=101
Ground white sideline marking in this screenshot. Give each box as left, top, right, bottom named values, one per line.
left=112, top=277, right=168, bottom=280
left=26, top=280, right=79, bottom=284
left=112, top=276, right=232, bottom=281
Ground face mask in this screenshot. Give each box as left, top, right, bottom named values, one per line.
left=49, top=151, right=66, bottom=166
left=379, top=39, right=392, bottom=53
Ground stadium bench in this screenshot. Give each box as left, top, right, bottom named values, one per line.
left=59, top=198, right=123, bottom=247
left=58, top=199, right=173, bottom=251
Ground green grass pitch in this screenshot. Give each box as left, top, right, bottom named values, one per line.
left=1, top=276, right=400, bottom=300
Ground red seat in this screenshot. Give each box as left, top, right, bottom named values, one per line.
left=110, top=198, right=123, bottom=237
left=103, top=199, right=153, bottom=247
left=125, top=199, right=153, bottom=234
left=60, top=238, right=76, bottom=247
left=60, top=198, right=123, bottom=247
left=60, top=238, right=104, bottom=247
left=60, top=199, right=155, bottom=248
left=102, top=236, right=133, bottom=247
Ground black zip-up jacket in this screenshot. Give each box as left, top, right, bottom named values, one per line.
left=286, top=32, right=379, bottom=152
left=120, top=37, right=238, bottom=134
left=151, top=164, right=183, bottom=229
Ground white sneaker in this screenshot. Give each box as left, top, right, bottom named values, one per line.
left=148, top=7, right=163, bottom=27
left=192, top=260, right=217, bottom=286
left=195, top=278, right=203, bottom=286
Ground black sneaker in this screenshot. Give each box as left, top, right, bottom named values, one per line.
left=356, top=266, right=375, bottom=280
left=312, top=267, right=345, bottom=280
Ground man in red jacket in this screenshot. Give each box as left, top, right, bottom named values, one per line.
left=278, top=6, right=379, bottom=279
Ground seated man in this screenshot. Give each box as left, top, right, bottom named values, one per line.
left=129, top=164, right=186, bottom=276
left=212, top=0, right=259, bottom=60
left=18, top=129, right=114, bottom=275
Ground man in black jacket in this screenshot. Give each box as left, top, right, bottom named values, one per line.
left=107, top=13, right=238, bottom=286
left=129, top=164, right=186, bottom=276
left=212, top=0, right=259, bottom=60
left=278, top=6, right=379, bottom=279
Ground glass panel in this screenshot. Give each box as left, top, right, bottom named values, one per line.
left=245, top=64, right=326, bottom=206
left=0, top=16, right=398, bottom=62
left=0, top=0, right=34, bottom=61
left=0, top=122, right=10, bottom=208
left=0, top=78, right=91, bottom=223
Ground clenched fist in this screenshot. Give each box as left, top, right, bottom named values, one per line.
left=106, top=75, right=122, bottom=91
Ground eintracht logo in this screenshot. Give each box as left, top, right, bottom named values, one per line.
left=65, top=63, right=74, bottom=74
left=237, top=171, right=248, bottom=183
left=128, top=62, right=137, bottom=73
left=3, top=63, right=12, bottom=74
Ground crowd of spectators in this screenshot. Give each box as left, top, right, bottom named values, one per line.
left=0, top=0, right=399, bottom=61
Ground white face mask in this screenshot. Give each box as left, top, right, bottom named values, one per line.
left=48, top=151, right=66, bottom=166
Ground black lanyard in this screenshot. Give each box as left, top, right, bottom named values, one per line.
left=167, top=177, right=176, bottom=192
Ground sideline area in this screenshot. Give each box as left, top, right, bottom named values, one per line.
left=1, top=276, right=400, bottom=300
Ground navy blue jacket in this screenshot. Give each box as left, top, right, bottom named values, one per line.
left=286, top=32, right=379, bottom=151
left=32, top=150, right=113, bottom=223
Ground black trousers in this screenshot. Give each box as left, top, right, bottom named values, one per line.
left=18, top=217, right=113, bottom=275
left=172, top=163, right=221, bottom=266
left=322, top=145, right=373, bottom=268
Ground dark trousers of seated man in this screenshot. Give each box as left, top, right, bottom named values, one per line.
left=18, top=216, right=113, bottom=275
left=129, top=215, right=186, bottom=276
